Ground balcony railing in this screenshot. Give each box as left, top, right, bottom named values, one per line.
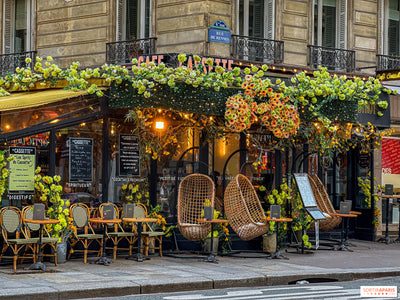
left=377, top=54, right=400, bottom=72
left=0, top=51, right=36, bottom=76
left=308, top=45, right=355, bottom=72
left=231, top=35, right=284, bottom=63
left=106, top=38, right=157, bottom=64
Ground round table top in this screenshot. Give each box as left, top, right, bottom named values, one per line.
left=122, top=217, right=158, bottom=223
left=24, top=218, right=60, bottom=225
left=330, top=212, right=358, bottom=218
left=264, top=217, right=293, bottom=222
left=89, top=218, right=122, bottom=224
left=197, top=218, right=228, bottom=224
left=335, top=210, right=362, bottom=215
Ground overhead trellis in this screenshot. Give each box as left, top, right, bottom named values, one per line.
left=110, top=81, right=239, bottom=116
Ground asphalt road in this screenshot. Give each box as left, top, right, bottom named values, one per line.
left=84, top=276, right=400, bottom=300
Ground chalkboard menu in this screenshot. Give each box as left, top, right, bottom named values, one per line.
left=69, top=138, right=93, bottom=182
left=293, top=173, right=326, bottom=221
left=119, top=134, right=140, bottom=176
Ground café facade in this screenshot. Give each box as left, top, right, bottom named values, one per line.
left=0, top=52, right=393, bottom=243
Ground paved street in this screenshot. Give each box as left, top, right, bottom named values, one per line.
left=86, top=277, right=400, bottom=300
left=1, top=240, right=400, bottom=299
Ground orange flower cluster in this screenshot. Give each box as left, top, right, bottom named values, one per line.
left=225, top=93, right=300, bottom=138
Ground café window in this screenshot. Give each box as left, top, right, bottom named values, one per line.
left=237, top=0, right=275, bottom=39
left=3, top=0, right=34, bottom=53
left=388, top=0, right=400, bottom=56
left=117, top=0, right=151, bottom=41
left=313, top=0, right=347, bottom=49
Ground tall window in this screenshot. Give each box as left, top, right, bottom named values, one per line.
left=237, top=0, right=274, bottom=39
left=314, top=0, right=346, bottom=49
left=117, top=0, right=151, bottom=41
left=388, top=0, right=400, bottom=56
left=3, top=0, right=33, bottom=53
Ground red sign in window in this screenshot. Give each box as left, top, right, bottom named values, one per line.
left=382, top=138, right=400, bottom=175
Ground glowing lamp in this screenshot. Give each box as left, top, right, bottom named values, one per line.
left=155, top=121, right=165, bottom=130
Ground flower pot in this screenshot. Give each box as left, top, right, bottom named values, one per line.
left=262, top=232, right=276, bottom=253
left=51, top=242, right=67, bottom=264
left=295, top=230, right=304, bottom=243
left=203, top=236, right=219, bottom=255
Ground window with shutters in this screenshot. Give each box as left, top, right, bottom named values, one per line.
left=2, top=0, right=33, bottom=54
left=117, top=0, right=151, bottom=41
left=238, top=0, right=274, bottom=39
left=313, top=0, right=346, bottom=49
left=388, top=0, right=400, bottom=56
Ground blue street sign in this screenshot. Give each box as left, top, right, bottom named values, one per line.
left=208, top=28, right=231, bottom=44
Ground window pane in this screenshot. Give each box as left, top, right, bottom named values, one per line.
left=239, top=0, right=244, bottom=36
left=389, top=0, right=400, bottom=56
left=15, top=0, right=27, bottom=52
left=322, top=4, right=336, bottom=47
left=126, top=0, right=138, bottom=40
left=249, top=0, right=264, bottom=38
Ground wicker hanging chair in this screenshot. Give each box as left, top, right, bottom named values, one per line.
left=308, top=174, right=342, bottom=231
left=224, top=174, right=269, bottom=241
left=177, top=173, right=215, bottom=241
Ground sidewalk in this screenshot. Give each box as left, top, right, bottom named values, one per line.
left=1, top=239, right=400, bottom=300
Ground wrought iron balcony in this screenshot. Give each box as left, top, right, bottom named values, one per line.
left=231, top=35, right=284, bottom=63
left=308, top=45, right=355, bottom=72
left=106, top=38, right=157, bottom=64
left=0, top=51, right=36, bottom=76
left=377, top=54, right=400, bottom=72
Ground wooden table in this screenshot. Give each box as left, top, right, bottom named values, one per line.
left=264, top=217, right=293, bottom=259
left=330, top=213, right=358, bottom=251
left=197, top=219, right=228, bottom=263
left=372, top=194, right=400, bottom=244
left=24, top=218, right=59, bottom=271
left=123, top=217, right=158, bottom=262
left=89, top=218, right=122, bottom=266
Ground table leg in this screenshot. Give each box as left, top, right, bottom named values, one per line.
left=126, top=222, right=150, bottom=262
left=378, top=199, right=395, bottom=244
left=25, top=224, right=49, bottom=271
left=267, top=222, right=289, bottom=260
left=201, top=223, right=218, bottom=263
left=334, top=217, right=353, bottom=252
left=91, top=224, right=113, bottom=266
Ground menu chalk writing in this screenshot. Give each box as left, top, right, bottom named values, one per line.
left=69, top=138, right=93, bottom=182
left=9, top=146, right=36, bottom=192
left=119, top=134, right=140, bottom=176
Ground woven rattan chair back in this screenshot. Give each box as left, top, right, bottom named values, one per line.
left=1, top=207, right=21, bottom=234
left=72, top=204, right=90, bottom=228
left=224, top=174, right=268, bottom=241
left=308, top=174, right=342, bottom=231
left=22, top=206, right=40, bottom=232
left=133, top=203, right=147, bottom=219
left=177, top=173, right=214, bottom=241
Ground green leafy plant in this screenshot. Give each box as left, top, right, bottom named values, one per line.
left=357, top=174, right=383, bottom=229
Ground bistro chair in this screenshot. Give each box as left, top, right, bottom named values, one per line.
left=308, top=174, right=342, bottom=232
left=224, top=174, right=269, bottom=241
left=69, top=203, right=103, bottom=263
left=132, top=203, right=164, bottom=257
left=22, top=206, right=59, bottom=266
left=0, top=207, right=36, bottom=270
left=99, top=203, right=136, bottom=260
left=177, top=173, right=215, bottom=241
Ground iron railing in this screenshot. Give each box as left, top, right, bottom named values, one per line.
left=231, top=35, right=284, bottom=63
left=377, top=54, right=400, bottom=72
left=106, top=38, right=157, bottom=64
left=0, top=51, right=36, bottom=76
left=308, top=45, right=355, bottom=72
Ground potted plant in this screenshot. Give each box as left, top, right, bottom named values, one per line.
left=202, top=209, right=230, bottom=254
left=291, top=189, right=313, bottom=249
left=34, top=167, right=74, bottom=263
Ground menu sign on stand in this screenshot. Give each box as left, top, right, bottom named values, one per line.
left=9, top=146, right=36, bottom=192
left=69, top=138, right=93, bottom=182
left=119, top=134, right=140, bottom=176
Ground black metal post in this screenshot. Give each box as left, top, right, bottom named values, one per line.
left=275, top=149, right=282, bottom=189
left=101, top=97, right=109, bottom=203
left=49, top=129, right=56, bottom=177
left=370, top=141, right=376, bottom=241
left=199, top=130, right=209, bottom=175
left=149, top=156, right=158, bottom=208
left=239, top=132, right=247, bottom=170
left=302, top=144, right=309, bottom=173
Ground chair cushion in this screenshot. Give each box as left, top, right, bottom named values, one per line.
left=142, top=231, right=164, bottom=237
left=108, top=232, right=135, bottom=237
left=8, top=238, right=37, bottom=244
left=77, top=233, right=103, bottom=239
